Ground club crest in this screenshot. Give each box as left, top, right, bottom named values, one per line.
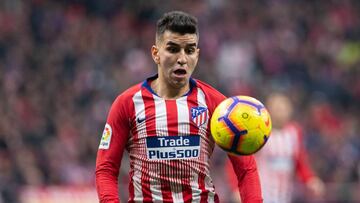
left=191, top=106, right=208, bottom=127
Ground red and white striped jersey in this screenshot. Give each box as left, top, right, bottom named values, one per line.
left=96, top=75, right=262, bottom=203
left=226, top=123, right=316, bottom=203
left=254, top=123, right=315, bottom=203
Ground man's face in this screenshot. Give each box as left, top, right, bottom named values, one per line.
left=152, top=30, right=199, bottom=89
left=266, top=93, right=293, bottom=128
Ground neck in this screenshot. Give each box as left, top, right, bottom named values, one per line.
left=151, top=78, right=190, bottom=99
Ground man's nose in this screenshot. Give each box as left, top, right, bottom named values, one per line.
left=177, top=50, right=187, bottom=65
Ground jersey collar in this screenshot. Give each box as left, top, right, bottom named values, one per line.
left=142, top=74, right=197, bottom=97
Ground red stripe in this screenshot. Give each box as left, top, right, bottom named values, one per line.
left=141, top=90, right=155, bottom=202
left=181, top=160, right=193, bottom=202
left=160, top=161, right=172, bottom=202
left=166, top=100, right=178, bottom=136
left=199, top=173, right=209, bottom=203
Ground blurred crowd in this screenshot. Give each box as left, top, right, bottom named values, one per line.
left=0, top=0, right=359, bottom=202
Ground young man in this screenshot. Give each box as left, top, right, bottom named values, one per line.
left=95, top=11, right=262, bottom=203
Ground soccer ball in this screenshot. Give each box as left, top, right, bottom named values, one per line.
left=210, top=96, right=272, bottom=155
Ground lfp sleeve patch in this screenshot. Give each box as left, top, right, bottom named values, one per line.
left=99, top=123, right=112, bottom=149
left=146, top=136, right=200, bottom=160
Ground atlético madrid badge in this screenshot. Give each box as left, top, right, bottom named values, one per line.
left=191, top=107, right=208, bottom=127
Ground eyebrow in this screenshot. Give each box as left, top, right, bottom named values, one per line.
left=166, top=41, right=197, bottom=47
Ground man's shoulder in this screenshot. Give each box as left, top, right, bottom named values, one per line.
left=283, top=122, right=303, bottom=138
left=194, top=79, right=218, bottom=92
left=109, top=82, right=143, bottom=114
left=193, top=79, right=226, bottom=109
left=194, top=79, right=225, bottom=98
left=115, top=82, right=143, bottom=101
left=284, top=122, right=301, bottom=131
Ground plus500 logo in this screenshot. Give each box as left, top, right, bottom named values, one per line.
left=146, top=136, right=200, bottom=160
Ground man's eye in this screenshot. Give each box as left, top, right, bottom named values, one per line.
left=186, top=48, right=195, bottom=54
left=167, top=47, right=179, bottom=53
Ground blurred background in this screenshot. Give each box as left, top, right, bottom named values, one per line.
left=0, top=0, right=359, bottom=202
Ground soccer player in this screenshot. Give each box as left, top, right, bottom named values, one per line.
left=226, top=92, right=325, bottom=203
left=95, top=11, right=262, bottom=203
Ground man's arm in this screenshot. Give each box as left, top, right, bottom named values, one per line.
left=293, top=124, right=325, bottom=197
left=95, top=95, right=130, bottom=203
left=228, top=154, right=263, bottom=203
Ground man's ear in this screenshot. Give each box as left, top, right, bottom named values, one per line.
left=151, top=45, right=160, bottom=64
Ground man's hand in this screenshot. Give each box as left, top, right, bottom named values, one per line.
left=307, top=177, right=325, bottom=198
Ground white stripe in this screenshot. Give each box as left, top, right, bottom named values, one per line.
left=154, top=95, right=168, bottom=136
left=271, top=130, right=281, bottom=156
left=132, top=163, right=144, bottom=202
left=150, top=95, right=168, bottom=202
left=133, top=90, right=147, bottom=139
left=278, top=128, right=287, bottom=157
left=288, top=127, right=300, bottom=155
left=279, top=131, right=286, bottom=156
left=191, top=173, right=201, bottom=203
left=197, top=88, right=209, bottom=129
left=284, top=130, right=293, bottom=157
left=132, top=90, right=145, bottom=202
left=149, top=166, right=163, bottom=203
left=177, top=97, right=190, bottom=135
left=197, top=88, right=207, bottom=107
left=204, top=175, right=216, bottom=203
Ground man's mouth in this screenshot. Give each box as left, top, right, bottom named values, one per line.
left=174, top=69, right=187, bottom=75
